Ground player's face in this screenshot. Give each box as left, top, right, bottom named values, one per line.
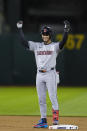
left=42, top=34, right=50, bottom=44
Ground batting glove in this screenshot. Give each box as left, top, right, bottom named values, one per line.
left=17, top=21, right=23, bottom=29
left=64, top=20, right=70, bottom=32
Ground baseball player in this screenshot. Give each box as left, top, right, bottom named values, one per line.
left=17, top=20, right=70, bottom=128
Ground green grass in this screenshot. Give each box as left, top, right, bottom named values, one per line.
left=0, top=86, right=87, bottom=116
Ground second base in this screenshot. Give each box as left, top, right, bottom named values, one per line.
left=49, top=124, right=78, bottom=130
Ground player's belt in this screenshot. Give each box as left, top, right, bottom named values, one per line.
left=39, top=68, right=54, bottom=73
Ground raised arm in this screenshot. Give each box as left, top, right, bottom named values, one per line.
left=17, top=21, right=29, bottom=49
left=59, top=20, right=71, bottom=49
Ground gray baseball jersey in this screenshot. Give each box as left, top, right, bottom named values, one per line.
left=28, top=41, right=61, bottom=70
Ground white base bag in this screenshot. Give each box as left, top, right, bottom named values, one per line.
left=49, top=124, right=78, bottom=130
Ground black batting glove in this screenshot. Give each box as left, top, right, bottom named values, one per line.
left=64, top=20, right=71, bottom=32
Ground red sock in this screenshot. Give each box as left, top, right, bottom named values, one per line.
left=52, top=109, right=59, bottom=121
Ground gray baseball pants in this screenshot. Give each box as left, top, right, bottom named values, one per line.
left=36, top=70, right=59, bottom=118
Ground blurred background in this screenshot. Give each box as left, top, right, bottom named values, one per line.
left=0, top=0, right=87, bottom=86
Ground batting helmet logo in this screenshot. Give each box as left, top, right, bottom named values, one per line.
left=44, top=29, right=47, bottom=32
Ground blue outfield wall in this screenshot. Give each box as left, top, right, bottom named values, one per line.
left=0, top=33, right=87, bottom=86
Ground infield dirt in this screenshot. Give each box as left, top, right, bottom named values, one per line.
left=0, top=116, right=86, bottom=131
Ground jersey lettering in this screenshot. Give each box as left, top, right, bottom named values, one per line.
left=37, top=51, right=53, bottom=55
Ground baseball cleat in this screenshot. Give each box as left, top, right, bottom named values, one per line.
left=33, top=118, right=48, bottom=128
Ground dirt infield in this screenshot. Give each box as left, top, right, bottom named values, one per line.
left=0, top=116, right=87, bottom=131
